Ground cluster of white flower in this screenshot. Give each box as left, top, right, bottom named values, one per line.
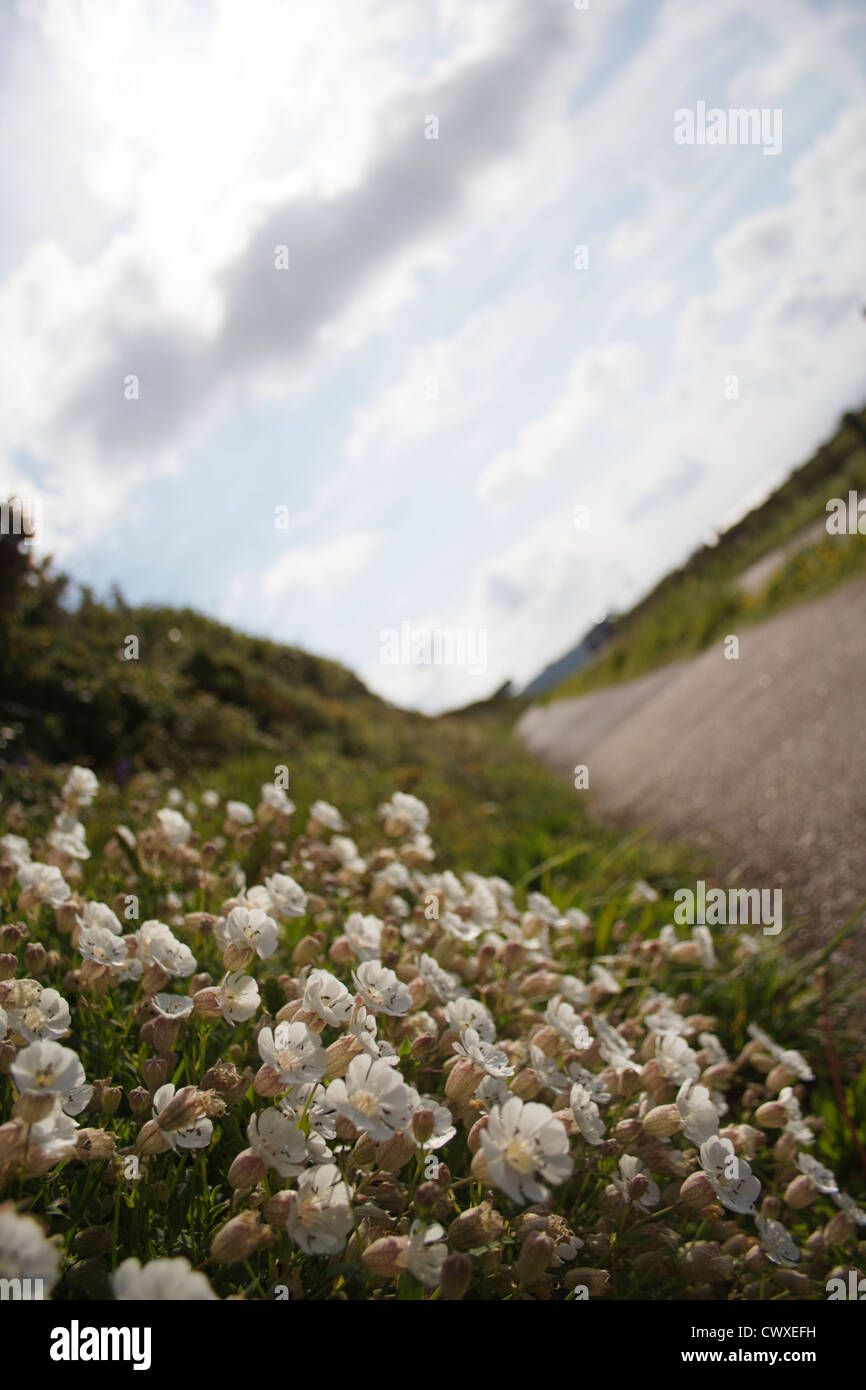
left=0, top=772, right=863, bottom=1301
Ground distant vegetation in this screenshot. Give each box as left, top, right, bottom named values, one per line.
left=544, top=406, right=866, bottom=702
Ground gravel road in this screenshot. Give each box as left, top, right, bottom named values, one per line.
left=516, top=579, right=866, bottom=969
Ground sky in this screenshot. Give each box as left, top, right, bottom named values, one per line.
left=2, top=0, right=865, bottom=712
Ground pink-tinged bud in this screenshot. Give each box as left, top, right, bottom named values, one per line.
left=54, top=902, right=79, bottom=934
left=201, top=1061, right=251, bottom=1103
left=335, top=1113, right=359, bottom=1142
left=614, top=1118, right=642, bottom=1143
left=824, top=1212, right=856, bottom=1246
left=140, top=962, right=171, bottom=996
left=678, top=1172, right=717, bottom=1211
left=470, top=1149, right=492, bottom=1184
left=773, top=1131, right=799, bottom=1163
left=275, top=999, right=306, bottom=1024
left=765, top=1063, right=796, bottom=1093
left=569, top=1267, right=610, bottom=1297
left=440, top=1252, right=473, bottom=1301
left=253, top=1064, right=287, bottom=1098
left=760, top=1195, right=783, bottom=1220
left=134, top=1120, right=171, bottom=1156
left=701, top=1062, right=733, bottom=1088
left=670, top=941, right=700, bottom=964
left=722, top=1233, right=750, bottom=1256
left=628, top=1173, right=650, bottom=1204
left=522, top=971, right=559, bottom=999
left=362, top=1235, right=409, bottom=1279
left=510, top=1068, right=542, bottom=1101
left=784, top=1175, right=817, bottom=1210
left=0, top=923, right=26, bottom=951
left=190, top=971, right=213, bottom=994
left=0, top=955, right=17, bottom=982
left=155, top=1086, right=205, bottom=1133
left=448, top=1202, right=504, bottom=1250
left=328, top=936, right=354, bottom=966
left=529, top=1026, right=561, bottom=1058
left=141, top=1056, right=171, bottom=1092
left=193, top=986, right=222, bottom=1018
left=14, top=1093, right=55, bottom=1124
left=375, top=1132, right=416, bottom=1174
left=326, top=1035, right=363, bottom=1080
left=263, top=1190, right=294, bottom=1228
left=743, top=1244, right=769, bottom=1272
left=516, top=1231, right=553, bottom=1287
left=680, top=1242, right=734, bottom=1283
left=152, top=1017, right=182, bottom=1053
left=223, top=939, right=254, bottom=972
left=643, top=1105, right=682, bottom=1138
left=408, top=976, right=429, bottom=1009
left=292, top=935, right=322, bottom=967
left=411, top=1032, right=435, bottom=1059
left=212, top=1211, right=272, bottom=1263
left=499, top=940, right=523, bottom=972
left=412, top=1110, right=436, bottom=1146
left=445, top=1058, right=483, bottom=1104
left=0, top=1120, right=26, bottom=1162
left=73, top=1224, right=113, bottom=1257
left=128, top=1087, right=150, bottom=1115
left=23, top=941, right=47, bottom=974
left=227, top=1147, right=268, bottom=1190
left=351, top=1132, right=378, bottom=1166
left=0, top=1039, right=15, bottom=1073
left=75, top=1128, right=117, bottom=1161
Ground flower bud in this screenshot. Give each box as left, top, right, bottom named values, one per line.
left=375, top=1131, right=416, bottom=1174
left=227, top=1147, right=268, bottom=1190
left=466, top=1116, right=488, bottom=1154
left=448, top=1201, right=504, bottom=1250
left=754, top=1100, right=788, bottom=1128
left=412, top=1110, right=436, bottom=1146
left=516, top=1231, right=553, bottom=1287
left=128, top=1087, right=151, bottom=1115
left=100, top=1086, right=123, bottom=1118
left=134, top=1120, right=172, bottom=1156
left=75, top=1128, right=117, bottom=1161
left=14, top=1093, right=55, bottom=1124
left=141, top=1056, right=171, bottom=1092
left=784, top=1175, right=817, bottom=1210
left=254, top=1064, right=287, bottom=1098
left=362, top=1235, right=409, bottom=1278
left=824, top=1212, right=856, bottom=1246
left=0, top=954, right=17, bottom=981
left=192, top=986, right=222, bottom=1018
left=212, top=1211, right=271, bottom=1263
left=765, top=1063, right=795, bottom=1093
left=678, top=1172, right=717, bottom=1211
left=328, top=936, right=354, bottom=966
left=439, top=1251, right=473, bottom=1300
left=223, top=939, right=255, bottom=972
left=326, top=1034, right=363, bottom=1079
left=642, top=1104, right=682, bottom=1138
left=772, top=1131, right=798, bottom=1163
left=155, top=1085, right=205, bottom=1133
left=73, top=1224, right=113, bottom=1257
left=263, top=1190, right=294, bottom=1228
left=510, top=1068, right=542, bottom=1101
left=23, top=941, right=47, bottom=974
left=292, top=935, right=322, bottom=967
left=568, top=1267, right=610, bottom=1296
left=444, top=1058, right=483, bottom=1104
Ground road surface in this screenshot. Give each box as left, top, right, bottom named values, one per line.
left=517, top=579, right=866, bottom=966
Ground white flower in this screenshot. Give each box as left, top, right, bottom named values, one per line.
left=113, top=1256, right=217, bottom=1300
left=410, top=1096, right=455, bottom=1151
left=151, top=994, right=194, bottom=1021
left=480, top=1097, right=573, bottom=1206
left=529, top=1047, right=570, bottom=1095
left=1, top=833, right=32, bottom=870
left=284, top=1163, right=353, bottom=1255
left=747, top=1023, right=814, bottom=1082
left=699, top=1136, right=761, bottom=1213
left=545, top=997, right=592, bottom=1051
left=326, top=1055, right=415, bottom=1141
left=222, top=905, right=279, bottom=960
left=303, top=969, right=354, bottom=1027
left=11, top=1040, right=83, bottom=1097
left=137, top=921, right=196, bottom=978
left=258, top=1022, right=327, bottom=1086
left=154, top=808, right=192, bottom=847
left=309, top=800, right=345, bottom=833
left=656, top=1031, right=700, bottom=1084
left=259, top=783, right=294, bottom=815
left=569, top=1083, right=605, bottom=1145
left=796, top=1153, right=837, bottom=1193
left=613, top=1155, right=660, bottom=1212
left=373, top=861, right=410, bottom=892
left=558, top=975, right=590, bottom=1008
left=62, top=766, right=99, bottom=807
left=440, top=910, right=481, bottom=944
left=589, top=962, right=621, bottom=994
left=225, top=800, right=255, bottom=826
left=676, top=1080, right=721, bottom=1144
left=379, top=792, right=429, bottom=836
left=331, top=836, right=366, bottom=873
left=352, top=960, right=412, bottom=1017
left=81, top=900, right=123, bottom=935
left=416, top=953, right=462, bottom=1002
left=279, top=1083, right=337, bottom=1141
left=595, top=1018, right=637, bottom=1074
left=567, top=1065, right=611, bottom=1104
left=201, top=789, right=220, bottom=809
left=47, top=824, right=90, bottom=861
left=0, top=1005, right=6, bottom=1042
left=452, top=1028, right=514, bottom=1079
left=77, top=924, right=130, bottom=972
left=248, top=1109, right=309, bottom=1176
left=18, top=862, right=71, bottom=908
left=629, top=879, right=658, bottom=904
left=219, top=971, right=260, bottom=1025
left=0, top=1206, right=61, bottom=1291
left=692, top=925, right=716, bottom=969
left=777, top=1087, right=814, bottom=1144
left=153, top=1085, right=212, bottom=1151
left=8, top=986, right=70, bottom=1042
left=344, top=912, right=383, bottom=961
left=833, top=1192, right=866, bottom=1226
left=756, top=1215, right=800, bottom=1267
left=446, top=997, right=495, bottom=1043
left=407, top=1219, right=447, bottom=1287
left=30, top=1100, right=80, bottom=1160
left=261, top=873, right=307, bottom=919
